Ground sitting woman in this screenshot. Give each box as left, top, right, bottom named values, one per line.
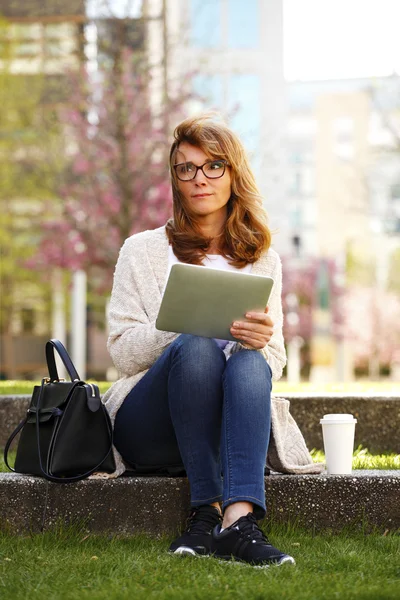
left=103, top=115, right=295, bottom=567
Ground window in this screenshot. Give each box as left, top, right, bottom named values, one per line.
left=21, top=308, right=35, bottom=334
left=227, top=0, right=259, bottom=48
left=190, top=0, right=222, bottom=47
left=2, top=21, right=80, bottom=73
left=333, top=117, right=354, bottom=161
left=193, top=75, right=223, bottom=108
left=288, top=116, right=317, bottom=138
left=333, top=116, right=353, bottom=140
left=290, top=206, right=302, bottom=228
left=228, top=74, right=260, bottom=156
left=10, top=23, right=42, bottom=39
left=390, top=183, right=400, bottom=201
left=290, top=167, right=314, bottom=196
left=334, top=143, right=354, bottom=161
left=290, top=171, right=302, bottom=195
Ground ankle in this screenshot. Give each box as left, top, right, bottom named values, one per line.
left=222, top=501, right=253, bottom=529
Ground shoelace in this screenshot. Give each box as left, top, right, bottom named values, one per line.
left=185, top=507, right=221, bottom=535
left=236, top=514, right=272, bottom=546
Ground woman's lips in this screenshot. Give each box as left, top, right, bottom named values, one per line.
left=192, top=193, right=212, bottom=198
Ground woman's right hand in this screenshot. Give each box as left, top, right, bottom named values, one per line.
left=230, top=307, right=274, bottom=350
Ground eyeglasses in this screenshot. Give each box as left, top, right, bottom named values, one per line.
left=173, top=159, right=228, bottom=181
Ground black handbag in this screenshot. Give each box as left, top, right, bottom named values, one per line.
left=4, top=339, right=115, bottom=483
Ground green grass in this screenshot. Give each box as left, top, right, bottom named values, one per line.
left=0, top=381, right=112, bottom=395
left=310, top=446, right=400, bottom=470
left=2, top=381, right=400, bottom=395
left=0, top=523, right=398, bottom=600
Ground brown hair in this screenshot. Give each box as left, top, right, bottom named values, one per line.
left=165, top=114, right=271, bottom=267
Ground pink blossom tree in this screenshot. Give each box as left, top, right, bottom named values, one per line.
left=281, top=257, right=346, bottom=375
left=343, top=285, right=400, bottom=372
left=282, top=257, right=345, bottom=342
left=31, top=48, right=192, bottom=290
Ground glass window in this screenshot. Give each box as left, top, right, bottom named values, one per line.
left=14, top=42, right=41, bottom=56
left=190, top=0, right=221, bottom=47
left=45, top=23, right=76, bottom=38
left=292, top=171, right=302, bottom=195
left=290, top=206, right=302, bottom=228
left=227, top=0, right=259, bottom=48
left=334, top=141, right=354, bottom=161
left=228, top=74, right=260, bottom=157
left=288, top=116, right=317, bottom=138
left=10, top=23, right=42, bottom=40
left=333, top=116, right=354, bottom=141
left=390, top=183, right=400, bottom=201
left=193, top=75, right=223, bottom=108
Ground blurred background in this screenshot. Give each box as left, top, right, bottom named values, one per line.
left=0, top=0, right=399, bottom=383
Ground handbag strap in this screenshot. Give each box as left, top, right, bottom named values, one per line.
left=3, top=416, right=28, bottom=472
left=36, top=379, right=114, bottom=484
left=46, top=339, right=80, bottom=382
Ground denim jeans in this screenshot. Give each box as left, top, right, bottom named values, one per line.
left=114, top=334, right=272, bottom=518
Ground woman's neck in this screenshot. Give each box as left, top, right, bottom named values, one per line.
left=206, top=231, right=225, bottom=254
left=196, top=209, right=227, bottom=239
left=193, top=211, right=227, bottom=254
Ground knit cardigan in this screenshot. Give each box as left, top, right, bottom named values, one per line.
left=100, top=225, right=324, bottom=478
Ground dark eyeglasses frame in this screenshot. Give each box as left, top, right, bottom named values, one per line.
left=173, top=159, right=228, bottom=181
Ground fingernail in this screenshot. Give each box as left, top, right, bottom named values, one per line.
left=233, top=322, right=239, bottom=327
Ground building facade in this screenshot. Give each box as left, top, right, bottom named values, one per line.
left=286, top=76, right=400, bottom=263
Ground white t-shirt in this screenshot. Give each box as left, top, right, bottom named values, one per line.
left=167, top=245, right=252, bottom=274
left=167, top=245, right=252, bottom=349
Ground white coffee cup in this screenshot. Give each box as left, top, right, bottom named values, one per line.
left=319, top=413, right=357, bottom=475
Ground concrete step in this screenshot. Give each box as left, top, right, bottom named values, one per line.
left=0, top=471, right=398, bottom=535
left=1, top=394, right=399, bottom=453
left=284, top=393, right=400, bottom=453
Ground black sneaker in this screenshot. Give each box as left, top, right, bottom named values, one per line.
left=169, top=505, right=222, bottom=556
left=211, top=513, right=295, bottom=567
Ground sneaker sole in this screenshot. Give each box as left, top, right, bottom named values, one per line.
left=213, top=554, right=296, bottom=568
left=169, top=546, right=210, bottom=557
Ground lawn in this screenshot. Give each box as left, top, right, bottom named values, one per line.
left=0, top=522, right=398, bottom=600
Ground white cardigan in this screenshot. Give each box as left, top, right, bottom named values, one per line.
left=100, top=225, right=323, bottom=478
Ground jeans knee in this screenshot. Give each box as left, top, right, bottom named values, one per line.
left=170, top=335, right=225, bottom=379
left=224, top=351, right=272, bottom=396
left=172, top=334, right=222, bottom=360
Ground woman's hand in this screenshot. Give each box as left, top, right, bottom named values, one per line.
left=230, top=307, right=273, bottom=350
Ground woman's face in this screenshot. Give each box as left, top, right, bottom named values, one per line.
left=174, top=142, right=232, bottom=223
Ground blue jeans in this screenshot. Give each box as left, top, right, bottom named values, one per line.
left=114, top=335, right=272, bottom=518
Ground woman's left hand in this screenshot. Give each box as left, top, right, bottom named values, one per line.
left=230, top=307, right=273, bottom=350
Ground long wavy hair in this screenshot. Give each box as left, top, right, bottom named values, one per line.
left=165, top=114, right=271, bottom=267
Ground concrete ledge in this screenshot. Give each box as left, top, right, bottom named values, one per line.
left=284, top=393, right=400, bottom=453
left=0, top=471, right=398, bottom=535
left=1, top=394, right=399, bottom=452
left=0, top=396, right=30, bottom=448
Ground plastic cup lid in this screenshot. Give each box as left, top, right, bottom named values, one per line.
left=320, top=413, right=357, bottom=424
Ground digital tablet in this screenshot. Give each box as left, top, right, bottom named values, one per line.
left=156, top=263, right=274, bottom=341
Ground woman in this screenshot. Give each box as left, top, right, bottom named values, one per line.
left=103, top=115, right=295, bottom=567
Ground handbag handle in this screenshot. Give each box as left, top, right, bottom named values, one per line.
left=3, top=417, right=27, bottom=472
left=46, top=339, right=80, bottom=382
left=35, top=379, right=114, bottom=483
